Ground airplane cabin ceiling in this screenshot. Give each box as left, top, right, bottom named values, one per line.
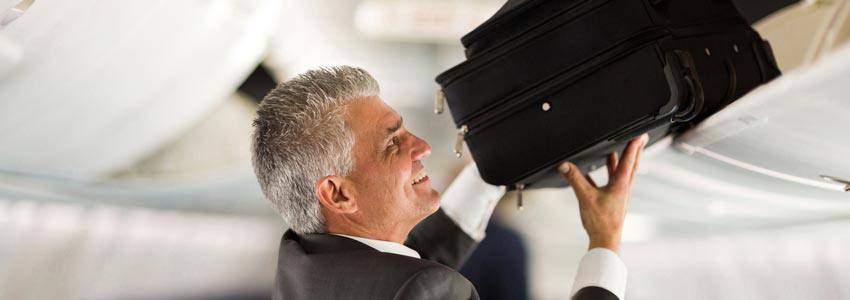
left=0, top=0, right=279, bottom=180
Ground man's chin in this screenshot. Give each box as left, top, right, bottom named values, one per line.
left=420, top=189, right=441, bottom=212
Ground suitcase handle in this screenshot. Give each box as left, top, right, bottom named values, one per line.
left=665, top=50, right=705, bottom=122
left=672, top=75, right=703, bottom=122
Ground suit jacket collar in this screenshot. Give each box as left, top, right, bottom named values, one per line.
left=283, top=229, right=377, bottom=255
left=331, top=233, right=422, bottom=258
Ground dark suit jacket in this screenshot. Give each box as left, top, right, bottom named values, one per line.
left=273, top=209, right=619, bottom=300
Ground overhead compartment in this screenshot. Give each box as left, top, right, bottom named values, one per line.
left=676, top=43, right=850, bottom=192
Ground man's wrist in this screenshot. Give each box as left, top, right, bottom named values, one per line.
left=589, top=237, right=621, bottom=254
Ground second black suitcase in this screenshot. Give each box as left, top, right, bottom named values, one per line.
left=434, top=0, right=780, bottom=190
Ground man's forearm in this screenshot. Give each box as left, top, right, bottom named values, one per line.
left=439, top=163, right=505, bottom=242
left=406, top=209, right=478, bottom=269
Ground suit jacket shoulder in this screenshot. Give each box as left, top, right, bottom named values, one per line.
left=393, top=265, right=477, bottom=300
left=274, top=228, right=478, bottom=300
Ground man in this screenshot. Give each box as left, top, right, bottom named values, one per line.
left=251, top=66, right=648, bottom=299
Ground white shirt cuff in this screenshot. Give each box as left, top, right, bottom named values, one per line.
left=439, top=163, right=505, bottom=241
left=571, top=248, right=628, bottom=300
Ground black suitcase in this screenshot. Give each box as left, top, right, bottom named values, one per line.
left=434, top=0, right=780, bottom=191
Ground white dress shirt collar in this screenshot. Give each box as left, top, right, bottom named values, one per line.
left=332, top=234, right=421, bottom=259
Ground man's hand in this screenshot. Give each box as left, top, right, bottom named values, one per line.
left=558, top=134, right=649, bottom=253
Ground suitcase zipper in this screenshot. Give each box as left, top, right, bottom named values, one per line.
left=460, top=0, right=550, bottom=48
left=454, top=28, right=671, bottom=144
left=453, top=125, right=468, bottom=158
left=434, top=88, right=446, bottom=114
left=437, top=0, right=611, bottom=86
left=461, top=0, right=602, bottom=55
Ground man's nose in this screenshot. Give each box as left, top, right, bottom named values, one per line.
left=410, top=134, right=432, bottom=161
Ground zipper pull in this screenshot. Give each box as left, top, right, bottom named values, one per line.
left=434, top=89, right=445, bottom=114
left=453, top=125, right=468, bottom=158
left=516, top=183, right=525, bottom=211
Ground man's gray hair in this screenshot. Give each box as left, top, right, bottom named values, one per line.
left=251, top=66, right=380, bottom=234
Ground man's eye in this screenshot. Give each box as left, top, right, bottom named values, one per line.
left=388, top=136, right=400, bottom=148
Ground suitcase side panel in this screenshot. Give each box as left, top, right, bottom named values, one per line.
left=466, top=46, right=671, bottom=185
left=473, top=28, right=780, bottom=187
left=440, top=0, right=657, bottom=125
left=438, top=0, right=780, bottom=188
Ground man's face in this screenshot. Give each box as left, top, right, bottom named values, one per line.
left=344, top=96, right=440, bottom=229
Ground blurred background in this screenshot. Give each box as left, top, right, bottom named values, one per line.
left=1, top=0, right=850, bottom=299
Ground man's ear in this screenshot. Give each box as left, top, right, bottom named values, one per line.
left=316, top=176, right=357, bottom=214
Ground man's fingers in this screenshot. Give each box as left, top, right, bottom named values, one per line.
left=629, top=144, right=644, bottom=185
left=606, top=152, right=618, bottom=181
left=585, top=174, right=598, bottom=188
left=613, top=134, right=649, bottom=187
left=559, top=162, right=596, bottom=197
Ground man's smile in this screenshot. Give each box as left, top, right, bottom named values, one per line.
left=412, top=168, right=429, bottom=185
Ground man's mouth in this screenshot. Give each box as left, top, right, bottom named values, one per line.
left=412, top=169, right=429, bottom=185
